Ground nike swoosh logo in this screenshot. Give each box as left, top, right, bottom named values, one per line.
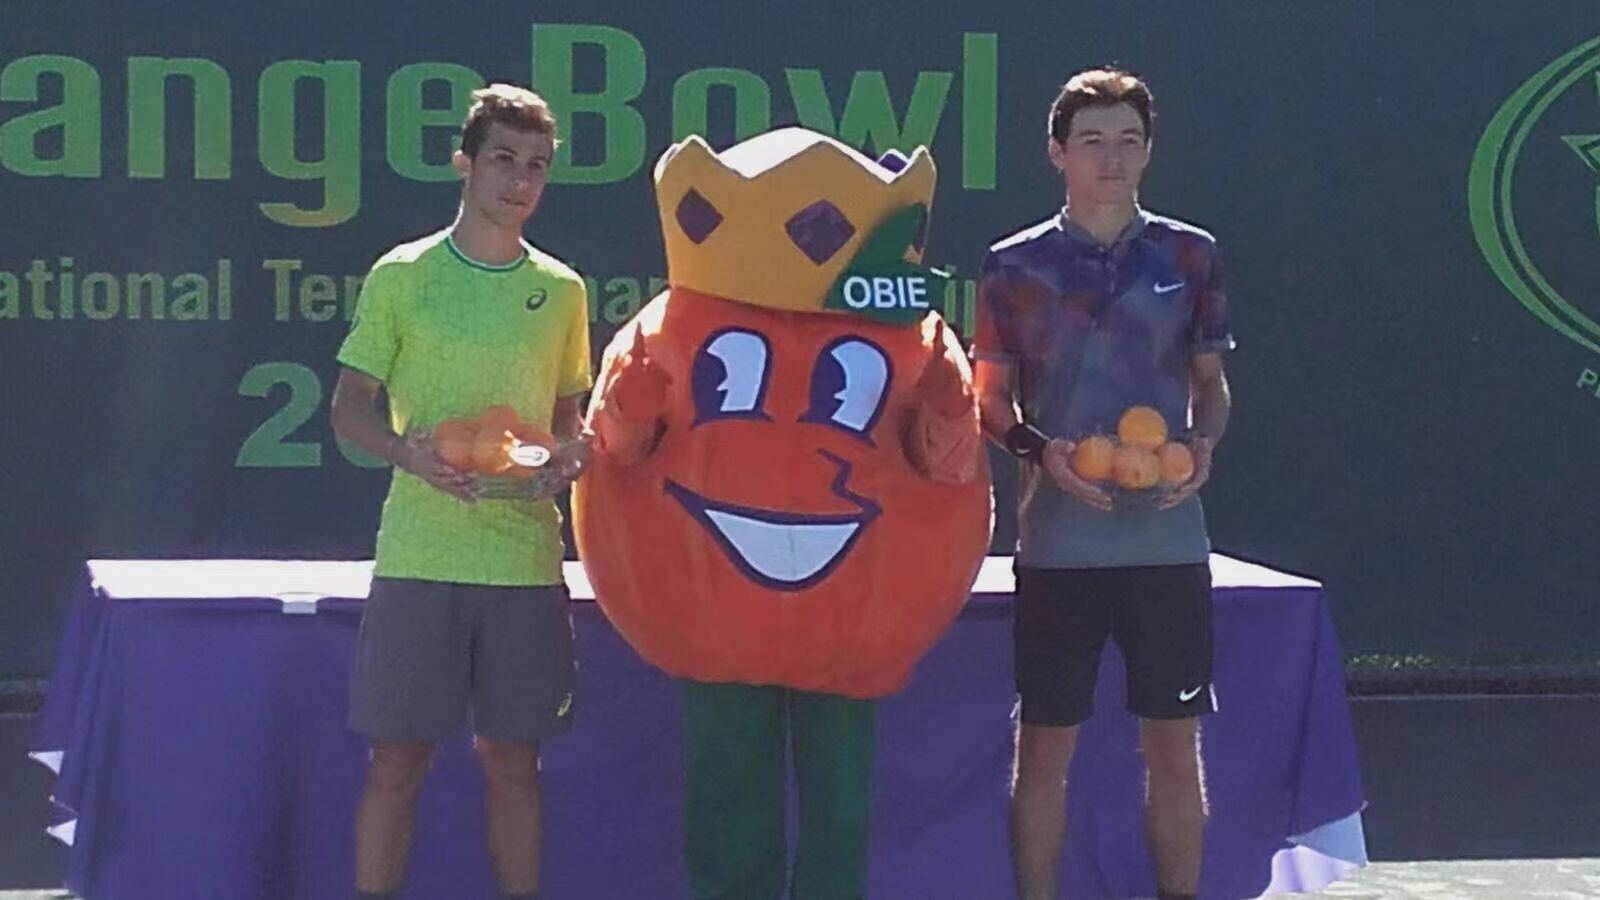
left=1178, top=685, right=1206, bottom=703
left=1154, top=281, right=1185, bottom=294
left=525, top=289, right=549, bottom=311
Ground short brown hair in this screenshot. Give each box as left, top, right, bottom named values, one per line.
left=1047, top=68, right=1153, bottom=144
left=459, top=84, right=558, bottom=158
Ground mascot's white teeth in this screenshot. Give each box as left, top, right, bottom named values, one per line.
left=701, top=509, right=860, bottom=585
left=663, top=459, right=880, bottom=592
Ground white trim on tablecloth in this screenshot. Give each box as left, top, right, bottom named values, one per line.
left=1261, top=811, right=1369, bottom=896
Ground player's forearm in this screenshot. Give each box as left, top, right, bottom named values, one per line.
left=977, top=391, right=1021, bottom=445
left=330, top=387, right=404, bottom=465
left=973, top=360, right=1021, bottom=445
left=1191, top=371, right=1231, bottom=444
left=552, top=394, right=588, bottom=442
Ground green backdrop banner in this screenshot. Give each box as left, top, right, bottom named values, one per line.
left=3, top=1, right=1598, bottom=673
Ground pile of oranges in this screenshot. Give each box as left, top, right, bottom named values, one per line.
left=432, top=405, right=554, bottom=477
left=1068, top=406, right=1195, bottom=490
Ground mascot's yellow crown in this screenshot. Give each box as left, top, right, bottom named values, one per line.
left=654, top=128, right=937, bottom=314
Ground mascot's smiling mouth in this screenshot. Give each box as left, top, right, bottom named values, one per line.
left=663, top=450, right=882, bottom=592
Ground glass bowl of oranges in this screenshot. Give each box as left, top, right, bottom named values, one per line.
left=432, top=405, right=556, bottom=479
left=1068, top=406, right=1196, bottom=507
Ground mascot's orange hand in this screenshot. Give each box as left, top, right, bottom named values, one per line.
left=904, top=319, right=980, bottom=484
left=589, top=325, right=672, bottom=466
left=610, top=327, right=672, bottom=423
left=914, top=320, right=975, bottom=419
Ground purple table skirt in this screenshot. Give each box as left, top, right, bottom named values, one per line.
left=30, top=557, right=1366, bottom=899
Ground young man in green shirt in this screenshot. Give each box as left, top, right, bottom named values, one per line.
left=330, top=84, right=593, bottom=900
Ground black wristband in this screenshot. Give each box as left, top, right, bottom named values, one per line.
left=1004, top=422, right=1050, bottom=460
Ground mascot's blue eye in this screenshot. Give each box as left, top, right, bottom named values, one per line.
left=801, top=337, right=892, bottom=441
left=692, top=329, right=772, bottom=425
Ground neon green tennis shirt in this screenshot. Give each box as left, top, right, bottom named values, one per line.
left=338, top=230, right=593, bottom=586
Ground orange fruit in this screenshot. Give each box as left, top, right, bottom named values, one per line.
left=1157, top=442, right=1195, bottom=485
left=471, top=427, right=516, bottom=474
left=1070, top=435, right=1116, bottom=483
left=510, top=423, right=554, bottom=446
left=1113, top=445, right=1161, bottom=490
left=434, top=418, right=477, bottom=470
left=1116, top=406, right=1168, bottom=450
left=477, top=404, right=523, bottom=431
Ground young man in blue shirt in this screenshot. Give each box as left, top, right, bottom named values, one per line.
left=973, top=67, right=1234, bottom=900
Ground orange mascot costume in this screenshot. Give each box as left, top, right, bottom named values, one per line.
left=573, top=127, right=990, bottom=899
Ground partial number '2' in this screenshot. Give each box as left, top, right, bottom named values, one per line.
left=235, top=362, right=385, bottom=469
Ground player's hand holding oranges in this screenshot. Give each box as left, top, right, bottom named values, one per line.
left=393, top=427, right=476, bottom=502
left=1157, top=431, right=1211, bottom=510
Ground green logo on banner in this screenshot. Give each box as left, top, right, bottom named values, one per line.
left=824, top=204, right=950, bottom=325
left=1469, top=37, right=1600, bottom=356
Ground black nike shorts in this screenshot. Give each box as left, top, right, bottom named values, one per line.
left=1014, top=563, right=1217, bottom=727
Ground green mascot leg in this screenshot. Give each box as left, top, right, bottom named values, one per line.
left=790, top=691, right=876, bottom=900
left=681, top=680, right=787, bottom=900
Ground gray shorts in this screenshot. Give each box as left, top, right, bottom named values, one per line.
left=349, top=577, right=576, bottom=743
